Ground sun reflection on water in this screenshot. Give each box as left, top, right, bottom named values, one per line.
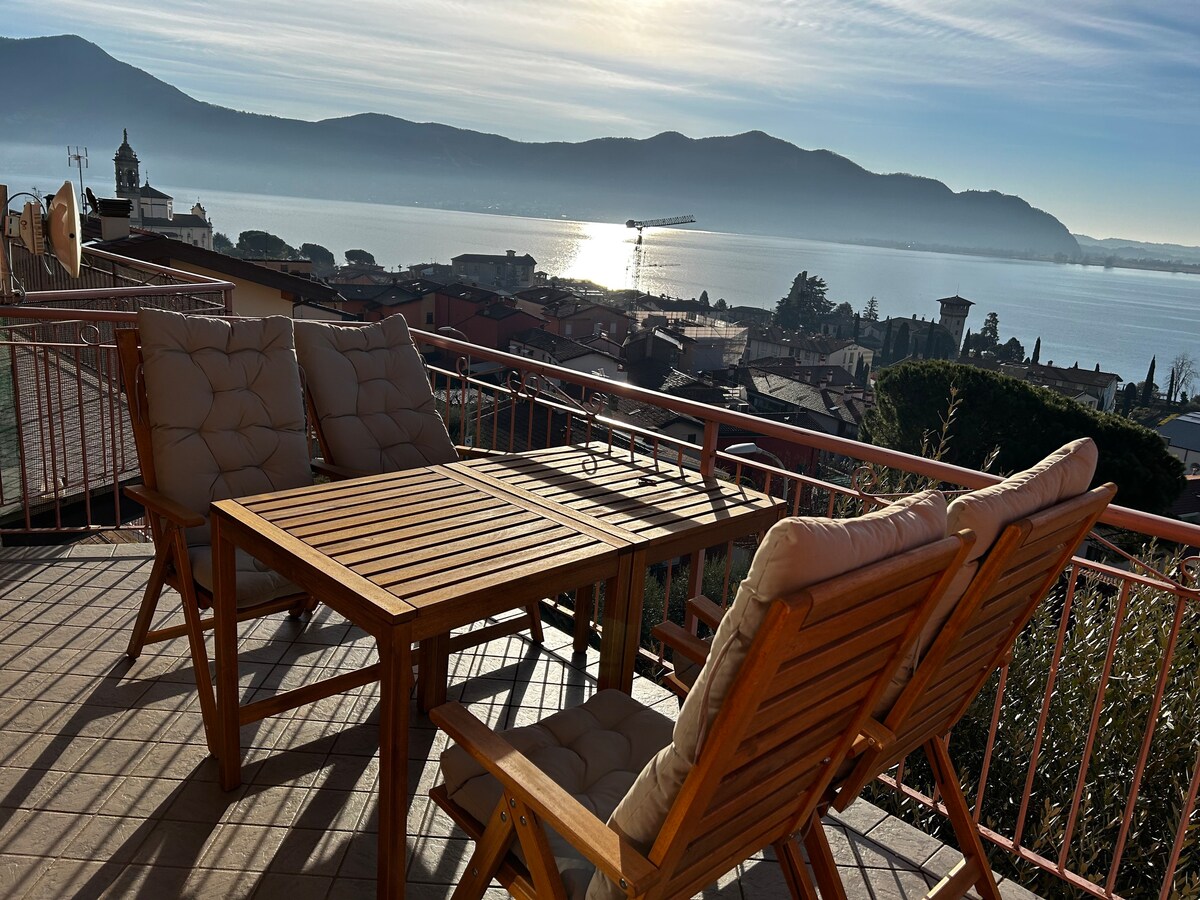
left=560, top=221, right=635, bottom=289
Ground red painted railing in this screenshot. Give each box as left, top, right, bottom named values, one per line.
left=0, top=302, right=1196, bottom=898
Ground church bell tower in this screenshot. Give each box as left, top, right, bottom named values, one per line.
left=114, top=129, right=141, bottom=201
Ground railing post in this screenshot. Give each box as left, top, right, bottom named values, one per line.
left=698, top=420, right=719, bottom=478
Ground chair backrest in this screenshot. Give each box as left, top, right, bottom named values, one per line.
left=118, top=310, right=313, bottom=542
left=116, top=327, right=159, bottom=493
left=588, top=490, right=975, bottom=899
left=872, top=482, right=1115, bottom=774
left=294, top=316, right=457, bottom=475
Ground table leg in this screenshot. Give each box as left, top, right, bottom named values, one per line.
left=416, top=633, right=450, bottom=714
left=212, top=515, right=242, bottom=791
left=572, top=583, right=595, bottom=653
left=378, top=623, right=413, bottom=899
left=598, top=550, right=646, bottom=694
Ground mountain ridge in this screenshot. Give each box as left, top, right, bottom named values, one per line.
left=1, top=34, right=1080, bottom=257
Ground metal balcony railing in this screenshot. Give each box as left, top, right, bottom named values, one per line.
left=0, top=300, right=1196, bottom=899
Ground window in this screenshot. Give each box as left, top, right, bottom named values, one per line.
left=425, top=312, right=434, bottom=325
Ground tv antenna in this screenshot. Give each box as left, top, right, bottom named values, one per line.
left=67, top=146, right=88, bottom=202
left=625, top=214, right=695, bottom=291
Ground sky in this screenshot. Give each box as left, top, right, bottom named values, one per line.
left=7, top=1, right=1200, bottom=245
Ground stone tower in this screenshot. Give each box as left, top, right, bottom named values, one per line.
left=937, top=294, right=974, bottom=352
left=113, top=129, right=140, bottom=200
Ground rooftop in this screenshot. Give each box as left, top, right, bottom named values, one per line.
left=0, top=545, right=1022, bottom=900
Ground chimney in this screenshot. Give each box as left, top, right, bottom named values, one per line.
left=96, top=197, right=132, bottom=241
left=506, top=249, right=516, bottom=258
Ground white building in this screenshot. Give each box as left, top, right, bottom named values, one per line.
left=113, top=130, right=214, bottom=250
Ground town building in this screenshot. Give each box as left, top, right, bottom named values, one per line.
left=331, top=279, right=440, bottom=326
left=508, top=328, right=625, bottom=382
left=516, top=292, right=634, bottom=342
left=1155, top=412, right=1200, bottom=472
left=745, top=327, right=873, bottom=376
left=937, top=294, right=975, bottom=352
left=450, top=250, right=536, bottom=290
left=113, top=130, right=214, bottom=250
left=1004, top=362, right=1122, bottom=412
left=739, top=365, right=870, bottom=440
left=89, top=228, right=345, bottom=318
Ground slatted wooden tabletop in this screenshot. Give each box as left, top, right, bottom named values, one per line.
left=448, top=442, right=785, bottom=691
left=447, top=441, right=784, bottom=559
left=231, top=464, right=624, bottom=641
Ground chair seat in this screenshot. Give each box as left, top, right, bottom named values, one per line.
left=189, top=544, right=301, bottom=609
left=440, top=689, right=674, bottom=896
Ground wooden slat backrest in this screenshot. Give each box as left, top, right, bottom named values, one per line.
left=644, top=532, right=973, bottom=900
left=855, top=483, right=1115, bottom=785
left=115, top=327, right=159, bottom=492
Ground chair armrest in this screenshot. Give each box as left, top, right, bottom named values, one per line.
left=310, top=458, right=365, bottom=480
left=651, top=622, right=711, bottom=666
left=686, top=595, right=725, bottom=630
left=430, top=701, right=660, bottom=896
left=124, top=483, right=205, bottom=529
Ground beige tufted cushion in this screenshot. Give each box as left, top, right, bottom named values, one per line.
left=589, top=491, right=948, bottom=900
left=947, top=438, right=1097, bottom=560
left=189, top=545, right=300, bottom=609
left=878, top=438, right=1099, bottom=712
left=294, top=317, right=457, bottom=474
left=138, top=309, right=313, bottom=547
left=137, top=309, right=310, bottom=607
left=440, top=689, right=674, bottom=899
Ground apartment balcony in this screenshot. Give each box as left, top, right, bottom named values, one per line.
left=0, top=543, right=1038, bottom=900
left=0, top=277, right=1197, bottom=900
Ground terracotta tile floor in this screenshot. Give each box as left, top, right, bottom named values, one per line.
left=0, top=545, right=1040, bottom=899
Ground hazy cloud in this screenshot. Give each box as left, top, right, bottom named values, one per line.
left=6, top=0, right=1199, bottom=240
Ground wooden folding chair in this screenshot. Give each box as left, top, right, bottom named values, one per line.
left=294, top=316, right=543, bottom=655
left=116, top=313, right=323, bottom=750
left=657, top=463, right=1115, bottom=898
left=428, top=489, right=976, bottom=899
left=820, top=482, right=1115, bottom=899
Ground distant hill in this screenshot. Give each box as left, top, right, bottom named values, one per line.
left=1074, top=234, right=1200, bottom=266
left=1, top=34, right=1080, bottom=258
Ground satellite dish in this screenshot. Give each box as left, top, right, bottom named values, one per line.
left=46, top=182, right=82, bottom=278
left=0, top=179, right=83, bottom=298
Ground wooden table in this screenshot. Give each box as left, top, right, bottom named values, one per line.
left=447, top=442, right=785, bottom=691
left=208, top=443, right=782, bottom=898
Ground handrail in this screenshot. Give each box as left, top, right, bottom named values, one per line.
left=410, top=327, right=1200, bottom=549
left=1, top=303, right=1197, bottom=897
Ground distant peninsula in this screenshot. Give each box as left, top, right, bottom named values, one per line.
left=0, top=33, right=1121, bottom=263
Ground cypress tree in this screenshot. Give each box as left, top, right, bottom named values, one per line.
left=1032, top=337, right=1041, bottom=365
left=894, top=322, right=911, bottom=363
left=1121, top=382, right=1137, bottom=416
left=960, top=329, right=972, bottom=359
left=1142, top=356, right=1156, bottom=406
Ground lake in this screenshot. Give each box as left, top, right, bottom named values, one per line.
left=194, top=188, right=1200, bottom=385
left=4, top=150, right=1198, bottom=383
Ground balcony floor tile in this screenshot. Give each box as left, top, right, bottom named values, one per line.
left=0, top=544, right=1039, bottom=899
